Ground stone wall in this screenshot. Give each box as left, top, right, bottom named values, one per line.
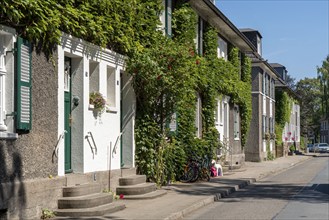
left=0, top=50, right=58, bottom=184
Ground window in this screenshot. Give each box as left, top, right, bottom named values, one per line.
left=0, top=26, right=31, bottom=137
left=262, top=115, right=266, bottom=138
left=165, top=0, right=172, bottom=37
left=217, top=36, right=228, bottom=60
left=214, top=98, right=223, bottom=126
left=215, top=99, right=219, bottom=125
left=257, top=35, right=262, bottom=56
left=89, top=61, right=99, bottom=94
left=234, top=106, right=239, bottom=139
left=195, top=93, right=202, bottom=137
left=262, top=72, right=265, bottom=94
left=269, top=117, right=274, bottom=133
left=197, top=17, right=204, bottom=55
left=264, top=73, right=268, bottom=96
left=106, top=67, right=116, bottom=108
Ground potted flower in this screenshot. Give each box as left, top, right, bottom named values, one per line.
left=264, top=132, right=270, bottom=141
left=89, top=91, right=106, bottom=113
left=289, top=145, right=295, bottom=156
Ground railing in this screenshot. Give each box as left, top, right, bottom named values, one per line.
left=52, top=130, right=67, bottom=162
left=85, top=131, right=97, bottom=159
left=112, top=132, right=123, bottom=156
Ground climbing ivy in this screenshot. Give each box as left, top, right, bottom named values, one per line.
left=128, top=4, right=252, bottom=183
left=275, top=90, right=292, bottom=146
left=0, top=0, right=162, bottom=56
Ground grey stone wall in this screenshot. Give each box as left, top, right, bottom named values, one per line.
left=0, top=50, right=58, bottom=217
left=251, top=67, right=261, bottom=91
left=245, top=93, right=262, bottom=162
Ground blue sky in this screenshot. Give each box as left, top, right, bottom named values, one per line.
left=215, top=0, right=329, bottom=82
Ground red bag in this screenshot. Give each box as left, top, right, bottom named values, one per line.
left=210, top=166, right=217, bottom=177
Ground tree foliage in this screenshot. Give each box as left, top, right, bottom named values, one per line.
left=317, top=55, right=329, bottom=117
left=295, top=77, right=321, bottom=139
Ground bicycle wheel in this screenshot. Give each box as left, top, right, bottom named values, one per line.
left=200, top=167, right=210, bottom=182
left=189, top=163, right=199, bottom=183
left=180, top=164, right=198, bottom=183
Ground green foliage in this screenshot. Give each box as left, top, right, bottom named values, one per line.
left=317, top=55, right=329, bottom=117
left=155, top=137, right=186, bottom=186
left=89, top=91, right=106, bottom=112
left=172, top=4, right=197, bottom=46
left=40, top=208, right=55, bottom=219
left=134, top=117, right=160, bottom=178
left=0, top=0, right=162, bottom=56
left=266, top=143, right=275, bottom=161
left=275, top=90, right=292, bottom=146
left=295, top=77, right=321, bottom=138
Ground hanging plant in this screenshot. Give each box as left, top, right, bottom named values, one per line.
left=89, top=91, right=106, bottom=112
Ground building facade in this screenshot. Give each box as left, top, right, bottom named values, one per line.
left=241, top=29, right=277, bottom=162
left=272, top=63, right=301, bottom=155
left=0, top=25, right=135, bottom=218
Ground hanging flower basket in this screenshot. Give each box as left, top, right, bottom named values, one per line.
left=270, top=133, right=276, bottom=140
left=89, top=91, right=106, bottom=112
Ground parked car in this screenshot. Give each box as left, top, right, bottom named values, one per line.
left=313, top=143, right=329, bottom=153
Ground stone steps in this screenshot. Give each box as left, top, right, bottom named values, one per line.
left=55, top=183, right=125, bottom=217
left=116, top=175, right=167, bottom=200
left=55, top=203, right=125, bottom=217
left=63, top=183, right=101, bottom=197
left=116, top=182, right=157, bottom=195
left=58, top=193, right=113, bottom=209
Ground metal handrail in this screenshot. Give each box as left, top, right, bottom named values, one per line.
left=86, top=131, right=98, bottom=158
left=112, top=131, right=124, bottom=156
left=54, top=130, right=67, bottom=158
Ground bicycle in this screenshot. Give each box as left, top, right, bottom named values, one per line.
left=180, top=154, right=211, bottom=183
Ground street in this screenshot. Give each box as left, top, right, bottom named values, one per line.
left=184, top=155, right=329, bottom=220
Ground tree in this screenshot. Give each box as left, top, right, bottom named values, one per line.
left=295, top=77, right=321, bottom=142
left=285, top=74, right=296, bottom=90
left=317, top=55, right=329, bottom=117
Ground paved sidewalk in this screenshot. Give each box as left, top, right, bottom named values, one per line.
left=102, top=154, right=314, bottom=220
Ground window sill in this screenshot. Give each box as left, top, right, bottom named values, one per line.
left=106, top=106, right=117, bottom=113
left=88, top=104, right=117, bottom=113
left=0, top=132, right=18, bottom=140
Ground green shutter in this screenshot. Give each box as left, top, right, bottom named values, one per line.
left=15, top=37, right=32, bottom=131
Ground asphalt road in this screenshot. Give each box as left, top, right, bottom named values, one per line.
left=184, top=155, right=329, bottom=220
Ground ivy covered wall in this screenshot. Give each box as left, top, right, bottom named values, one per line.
left=275, top=90, right=293, bottom=147
left=127, top=3, right=252, bottom=184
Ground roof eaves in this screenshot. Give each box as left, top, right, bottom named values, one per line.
left=188, top=0, right=257, bottom=53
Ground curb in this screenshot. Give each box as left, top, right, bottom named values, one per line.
left=164, top=179, right=253, bottom=220
left=164, top=195, right=215, bottom=220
